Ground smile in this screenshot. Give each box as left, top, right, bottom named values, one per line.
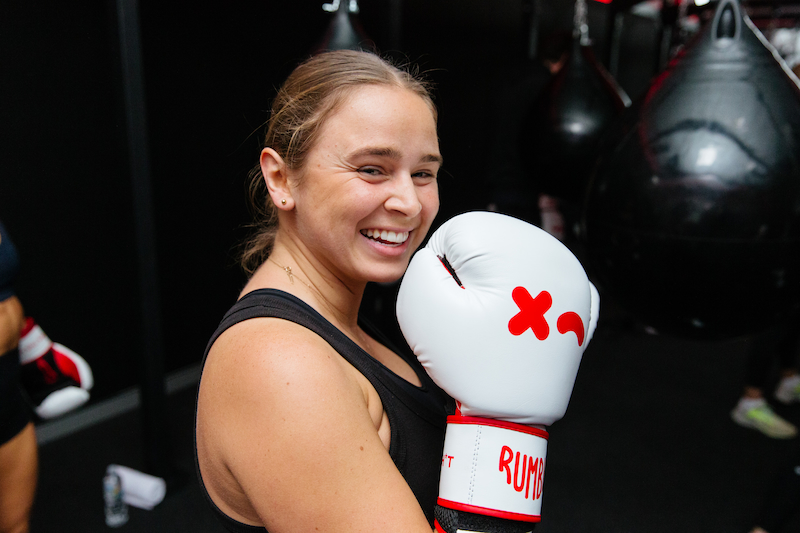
left=361, top=228, right=410, bottom=245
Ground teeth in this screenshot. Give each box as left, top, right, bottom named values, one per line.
left=362, top=229, right=409, bottom=244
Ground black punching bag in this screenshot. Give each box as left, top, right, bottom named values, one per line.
left=312, top=0, right=374, bottom=54
left=583, top=0, right=800, bottom=339
left=520, top=0, right=629, bottom=203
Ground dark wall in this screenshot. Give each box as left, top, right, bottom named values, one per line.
left=0, top=1, right=660, bottom=403
left=0, top=2, right=139, bottom=401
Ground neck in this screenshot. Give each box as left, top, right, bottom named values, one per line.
left=243, top=234, right=365, bottom=330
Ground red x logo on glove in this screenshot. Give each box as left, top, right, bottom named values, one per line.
left=508, top=287, right=585, bottom=346
left=508, top=287, right=551, bottom=340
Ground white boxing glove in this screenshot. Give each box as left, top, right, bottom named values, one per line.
left=396, top=211, right=599, bottom=529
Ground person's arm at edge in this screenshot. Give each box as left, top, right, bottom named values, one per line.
left=197, top=317, right=436, bottom=533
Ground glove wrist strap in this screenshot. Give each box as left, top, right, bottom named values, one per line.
left=438, top=415, right=549, bottom=523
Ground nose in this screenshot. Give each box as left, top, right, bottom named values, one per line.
left=384, top=174, right=422, bottom=217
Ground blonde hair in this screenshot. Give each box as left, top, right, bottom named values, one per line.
left=240, top=50, right=436, bottom=274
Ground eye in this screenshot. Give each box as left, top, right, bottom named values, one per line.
left=358, top=167, right=386, bottom=179
left=412, top=169, right=438, bottom=183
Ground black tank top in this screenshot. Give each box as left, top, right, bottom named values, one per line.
left=195, top=289, right=452, bottom=532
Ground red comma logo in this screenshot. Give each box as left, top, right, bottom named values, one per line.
left=508, top=287, right=585, bottom=346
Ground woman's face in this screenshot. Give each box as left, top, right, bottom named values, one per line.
left=289, top=84, right=441, bottom=286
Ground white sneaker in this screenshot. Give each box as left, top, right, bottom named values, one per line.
left=774, top=375, right=800, bottom=405
left=731, top=398, right=797, bottom=439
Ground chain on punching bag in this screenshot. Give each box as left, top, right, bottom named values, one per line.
left=583, top=0, right=800, bottom=339
left=311, top=0, right=374, bottom=54
left=519, top=0, right=629, bottom=204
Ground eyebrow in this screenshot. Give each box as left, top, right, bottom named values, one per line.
left=349, top=147, right=443, bottom=166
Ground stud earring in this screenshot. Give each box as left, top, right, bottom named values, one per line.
left=281, top=199, right=287, bottom=205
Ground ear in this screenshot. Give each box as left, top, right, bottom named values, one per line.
left=261, top=147, right=294, bottom=210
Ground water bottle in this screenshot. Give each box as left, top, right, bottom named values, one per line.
left=103, top=469, right=129, bottom=527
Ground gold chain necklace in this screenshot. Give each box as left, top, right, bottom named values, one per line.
left=269, top=258, right=374, bottom=353
left=268, top=258, right=320, bottom=294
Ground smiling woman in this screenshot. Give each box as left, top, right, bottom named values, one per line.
left=195, top=50, right=452, bottom=533
left=239, top=51, right=439, bottom=275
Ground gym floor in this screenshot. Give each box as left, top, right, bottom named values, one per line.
left=29, top=295, right=800, bottom=533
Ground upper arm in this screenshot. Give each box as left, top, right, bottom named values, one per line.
left=197, top=318, right=434, bottom=533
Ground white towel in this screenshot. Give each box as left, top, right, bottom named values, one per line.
left=106, top=464, right=166, bottom=510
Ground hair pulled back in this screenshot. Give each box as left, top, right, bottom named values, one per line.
left=240, top=50, right=436, bottom=274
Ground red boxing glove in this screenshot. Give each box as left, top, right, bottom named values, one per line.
left=18, top=318, right=94, bottom=419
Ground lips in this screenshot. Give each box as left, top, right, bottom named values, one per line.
left=361, top=228, right=410, bottom=245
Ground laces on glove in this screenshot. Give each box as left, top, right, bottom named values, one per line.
left=437, top=255, right=463, bottom=288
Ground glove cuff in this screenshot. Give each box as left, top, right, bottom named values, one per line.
left=438, top=416, right=549, bottom=523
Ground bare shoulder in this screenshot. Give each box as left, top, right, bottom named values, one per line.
left=201, top=316, right=353, bottom=397
left=196, top=317, right=432, bottom=532
left=197, top=316, right=363, bottom=456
